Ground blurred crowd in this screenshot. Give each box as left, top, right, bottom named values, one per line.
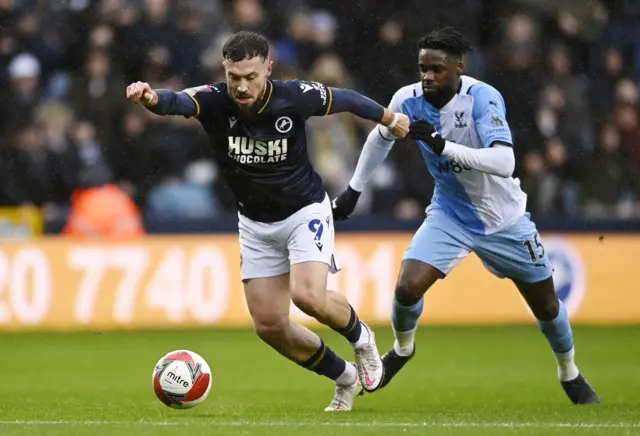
left=1, top=0, right=640, bottom=230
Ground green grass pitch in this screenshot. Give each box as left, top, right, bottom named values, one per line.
left=1, top=326, right=639, bottom=435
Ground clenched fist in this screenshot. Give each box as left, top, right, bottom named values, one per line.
left=388, top=112, right=410, bottom=139
left=380, top=109, right=410, bottom=139
left=126, top=81, right=158, bottom=106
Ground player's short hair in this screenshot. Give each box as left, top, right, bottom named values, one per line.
left=222, top=31, right=270, bottom=62
left=417, top=26, right=473, bottom=57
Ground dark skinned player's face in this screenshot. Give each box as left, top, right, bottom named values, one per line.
left=418, top=48, right=463, bottom=104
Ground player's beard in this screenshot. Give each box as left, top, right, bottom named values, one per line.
left=423, top=83, right=456, bottom=108
left=233, top=81, right=267, bottom=111
left=234, top=93, right=254, bottom=108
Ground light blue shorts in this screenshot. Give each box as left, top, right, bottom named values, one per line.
left=403, top=206, right=553, bottom=283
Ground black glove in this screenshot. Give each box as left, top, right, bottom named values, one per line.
left=331, top=186, right=361, bottom=221
left=409, top=119, right=445, bottom=155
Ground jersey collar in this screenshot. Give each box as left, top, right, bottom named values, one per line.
left=439, top=78, right=464, bottom=113
left=255, top=79, right=274, bottom=115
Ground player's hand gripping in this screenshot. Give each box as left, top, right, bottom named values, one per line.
left=126, top=81, right=158, bottom=106
left=381, top=110, right=410, bottom=139
left=332, top=186, right=361, bottom=221
left=409, top=119, right=445, bottom=155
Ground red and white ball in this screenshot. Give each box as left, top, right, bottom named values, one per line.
left=152, top=349, right=212, bottom=409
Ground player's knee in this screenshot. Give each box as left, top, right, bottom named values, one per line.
left=533, top=295, right=560, bottom=321
left=253, top=315, right=290, bottom=344
left=291, top=290, right=328, bottom=320
left=395, top=278, right=426, bottom=306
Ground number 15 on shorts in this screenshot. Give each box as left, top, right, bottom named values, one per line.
left=523, top=233, right=545, bottom=263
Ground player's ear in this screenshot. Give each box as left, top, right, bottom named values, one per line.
left=266, top=59, right=273, bottom=77
left=456, top=60, right=464, bottom=76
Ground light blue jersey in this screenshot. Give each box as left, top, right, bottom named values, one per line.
left=388, top=76, right=552, bottom=283
left=391, top=76, right=527, bottom=236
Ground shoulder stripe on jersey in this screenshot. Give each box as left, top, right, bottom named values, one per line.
left=413, top=87, right=417, bottom=97
left=466, top=84, right=476, bottom=95
left=325, top=87, right=333, bottom=115
left=257, top=80, right=274, bottom=114
left=183, top=92, right=201, bottom=118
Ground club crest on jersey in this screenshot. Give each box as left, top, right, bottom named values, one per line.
left=228, top=136, right=288, bottom=164
left=491, top=114, right=504, bottom=127
left=454, top=111, right=467, bottom=128
left=275, top=116, right=293, bottom=133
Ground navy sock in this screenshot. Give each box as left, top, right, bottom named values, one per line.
left=331, top=305, right=362, bottom=344
left=299, top=339, right=346, bottom=381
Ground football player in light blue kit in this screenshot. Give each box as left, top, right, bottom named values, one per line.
left=331, top=26, right=599, bottom=404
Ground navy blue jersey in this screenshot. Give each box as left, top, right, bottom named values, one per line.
left=148, top=78, right=385, bottom=222
left=184, top=80, right=335, bottom=222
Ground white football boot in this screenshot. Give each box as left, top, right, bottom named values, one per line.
left=324, top=364, right=363, bottom=412
left=353, top=322, right=384, bottom=391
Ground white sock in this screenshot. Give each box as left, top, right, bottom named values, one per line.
left=351, top=322, right=371, bottom=348
left=393, top=326, right=417, bottom=357
left=555, top=346, right=579, bottom=382
left=335, top=362, right=357, bottom=386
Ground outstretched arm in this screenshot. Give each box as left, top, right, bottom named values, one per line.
left=328, top=88, right=408, bottom=138
left=296, top=81, right=409, bottom=138
left=126, top=81, right=198, bottom=117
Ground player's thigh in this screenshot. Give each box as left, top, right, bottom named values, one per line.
left=238, top=214, right=290, bottom=281
left=243, top=273, right=291, bottom=333
left=474, top=213, right=553, bottom=283
left=402, top=207, right=473, bottom=280
left=285, top=195, right=338, bottom=309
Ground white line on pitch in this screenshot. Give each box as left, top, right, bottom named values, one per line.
left=0, top=421, right=639, bottom=428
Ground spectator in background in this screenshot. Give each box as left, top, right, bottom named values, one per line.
left=611, top=78, right=640, bottom=168
left=274, top=11, right=316, bottom=70
left=0, top=53, right=42, bottom=134
left=63, top=164, right=144, bottom=237
left=539, top=137, right=581, bottom=218
left=0, top=123, right=52, bottom=206
left=305, top=52, right=363, bottom=197
left=66, top=50, right=126, bottom=144
left=489, top=12, right=542, bottom=157
left=591, top=46, right=626, bottom=124
left=0, top=28, right=18, bottom=88
left=544, top=43, right=593, bottom=152
left=146, top=160, right=220, bottom=220
left=1, top=0, right=640, bottom=226
left=34, top=102, right=77, bottom=209
left=583, top=122, right=640, bottom=219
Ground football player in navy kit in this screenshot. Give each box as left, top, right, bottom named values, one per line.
left=126, top=31, right=409, bottom=411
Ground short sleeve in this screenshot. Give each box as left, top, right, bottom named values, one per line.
left=181, top=83, right=224, bottom=120
left=293, top=80, right=332, bottom=118
left=470, top=85, right=513, bottom=148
